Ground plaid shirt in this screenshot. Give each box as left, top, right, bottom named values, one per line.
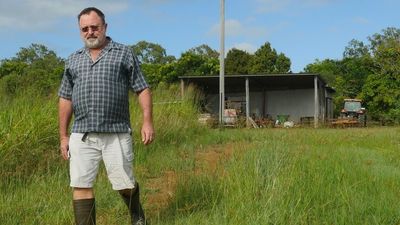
left=58, top=38, right=149, bottom=133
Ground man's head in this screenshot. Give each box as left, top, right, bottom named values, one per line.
left=78, top=7, right=108, bottom=49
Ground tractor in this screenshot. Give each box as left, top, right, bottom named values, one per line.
left=332, top=99, right=367, bottom=127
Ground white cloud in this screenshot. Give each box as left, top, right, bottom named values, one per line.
left=230, top=42, right=258, bottom=54
left=0, top=0, right=129, bottom=31
left=208, top=19, right=268, bottom=38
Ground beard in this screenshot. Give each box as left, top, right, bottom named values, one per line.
left=83, top=35, right=106, bottom=49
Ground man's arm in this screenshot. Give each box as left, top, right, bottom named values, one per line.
left=137, top=88, right=154, bottom=145
left=59, top=97, right=73, bottom=160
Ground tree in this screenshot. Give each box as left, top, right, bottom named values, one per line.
left=139, top=63, right=162, bottom=87
left=15, top=43, right=59, bottom=65
left=340, top=39, right=375, bottom=97
left=0, top=44, right=64, bottom=96
left=187, top=44, right=219, bottom=59
left=225, top=48, right=252, bottom=75
left=340, top=56, right=374, bottom=98
left=304, top=59, right=346, bottom=115
left=131, top=40, right=175, bottom=64
left=141, top=62, right=179, bottom=86
left=172, top=45, right=219, bottom=77
left=249, top=42, right=291, bottom=74
left=131, top=41, right=178, bottom=86
left=303, top=27, right=400, bottom=122
left=175, top=51, right=219, bottom=76
left=158, top=63, right=178, bottom=83
left=368, top=27, right=400, bottom=53
left=275, top=53, right=291, bottom=74
left=304, top=37, right=376, bottom=116
left=343, top=39, right=370, bottom=58
left=303, top=59, right=342, bottom=85
left=0, top=60, right=27, bottom=79
left=360, top=38, right=400, bottom=123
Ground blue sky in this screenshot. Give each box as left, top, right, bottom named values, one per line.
left=1, top=0, right=400, bottom=72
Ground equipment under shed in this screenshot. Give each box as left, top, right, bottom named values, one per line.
left=180, top=74, right=335, bottom=128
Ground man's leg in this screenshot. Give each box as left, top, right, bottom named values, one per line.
left=119, top=183, right=146, bottom=225
left=73, top=188, right=96, bottom=225
left=101, top=133, right=146, bottom=224
left=69, top=133, right=102, bottom=225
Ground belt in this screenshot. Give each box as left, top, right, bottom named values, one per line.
left=81, top=132, right=89, bottom=142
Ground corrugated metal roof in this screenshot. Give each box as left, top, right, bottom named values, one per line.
left=179, top=73, right=335, bottom=93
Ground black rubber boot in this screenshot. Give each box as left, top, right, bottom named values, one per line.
left=120, top=183, right=146, bottom=225
left=73, top=198, right=96, bottom=225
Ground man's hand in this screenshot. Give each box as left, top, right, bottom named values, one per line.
left=59, top=97, right=72, bottom=160
left=60, top=136, right=70, bottom=160
left=137, top=88, right=154, bottom=145
left=141, top=122, right=154, bottom=145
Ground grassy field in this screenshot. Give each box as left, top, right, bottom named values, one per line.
left=1, top=86, right=400, bottom=224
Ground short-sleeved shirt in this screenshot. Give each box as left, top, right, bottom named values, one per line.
left=58, top=38, right=149, bottom=133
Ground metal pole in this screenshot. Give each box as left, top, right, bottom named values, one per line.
left=245, top=77, right=250, bottom=127
left=219, top=0, right=225, bottom=125
left=314, top=76, right=319, bottom=128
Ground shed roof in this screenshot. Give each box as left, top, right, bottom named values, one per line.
left=179, top=73, right=335, bottom=94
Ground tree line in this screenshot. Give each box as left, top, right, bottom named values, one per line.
left=305, top=27, right=400, bottom=124
left=0, top=27, right=399, bottom=123
left=131, top=41, right=291, bottom=85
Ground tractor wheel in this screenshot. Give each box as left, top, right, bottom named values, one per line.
left=358, top=114, right=367, bottom=127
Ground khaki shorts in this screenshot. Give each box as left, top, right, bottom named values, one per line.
left=69, top=132, right=136, bottom=190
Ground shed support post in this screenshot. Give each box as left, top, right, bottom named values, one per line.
left=246, top=77, right=250, bottom=127
left=314, top=76, right=319, bottom=128
left=180, top=79, right=185, bottom=100
left=262, top=89, right=266, bottom=118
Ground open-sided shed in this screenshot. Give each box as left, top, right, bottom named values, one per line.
left=180, top=73, right=335, bottom=127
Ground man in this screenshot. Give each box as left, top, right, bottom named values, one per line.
left=58, top=7, right=154, bottom=225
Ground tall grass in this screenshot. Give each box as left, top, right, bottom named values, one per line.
left=158, top=128, right=400, bottom=225
left=1, top=84, right=400, bottom=224
left=0, top=93, right=60, bottom=184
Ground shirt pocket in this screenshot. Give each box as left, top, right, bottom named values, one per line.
left=96, top=60, right=126, bottom=82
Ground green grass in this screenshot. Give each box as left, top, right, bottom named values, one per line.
left=1, top=85, right=400, bottom=224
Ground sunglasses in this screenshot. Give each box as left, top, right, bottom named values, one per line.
left=80, top=25, right=102, bottom=33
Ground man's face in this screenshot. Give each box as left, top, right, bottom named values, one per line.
left=79, top=11, right=107, bottom=49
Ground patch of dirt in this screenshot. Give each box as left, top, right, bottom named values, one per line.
left=145, top=170, right=177, bottom=215
left=194, top=144, right=234, bottom=175
left=144, top=142, right=252, bottom=216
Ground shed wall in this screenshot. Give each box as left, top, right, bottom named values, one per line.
left=264, top=89, right=315, bottom=122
